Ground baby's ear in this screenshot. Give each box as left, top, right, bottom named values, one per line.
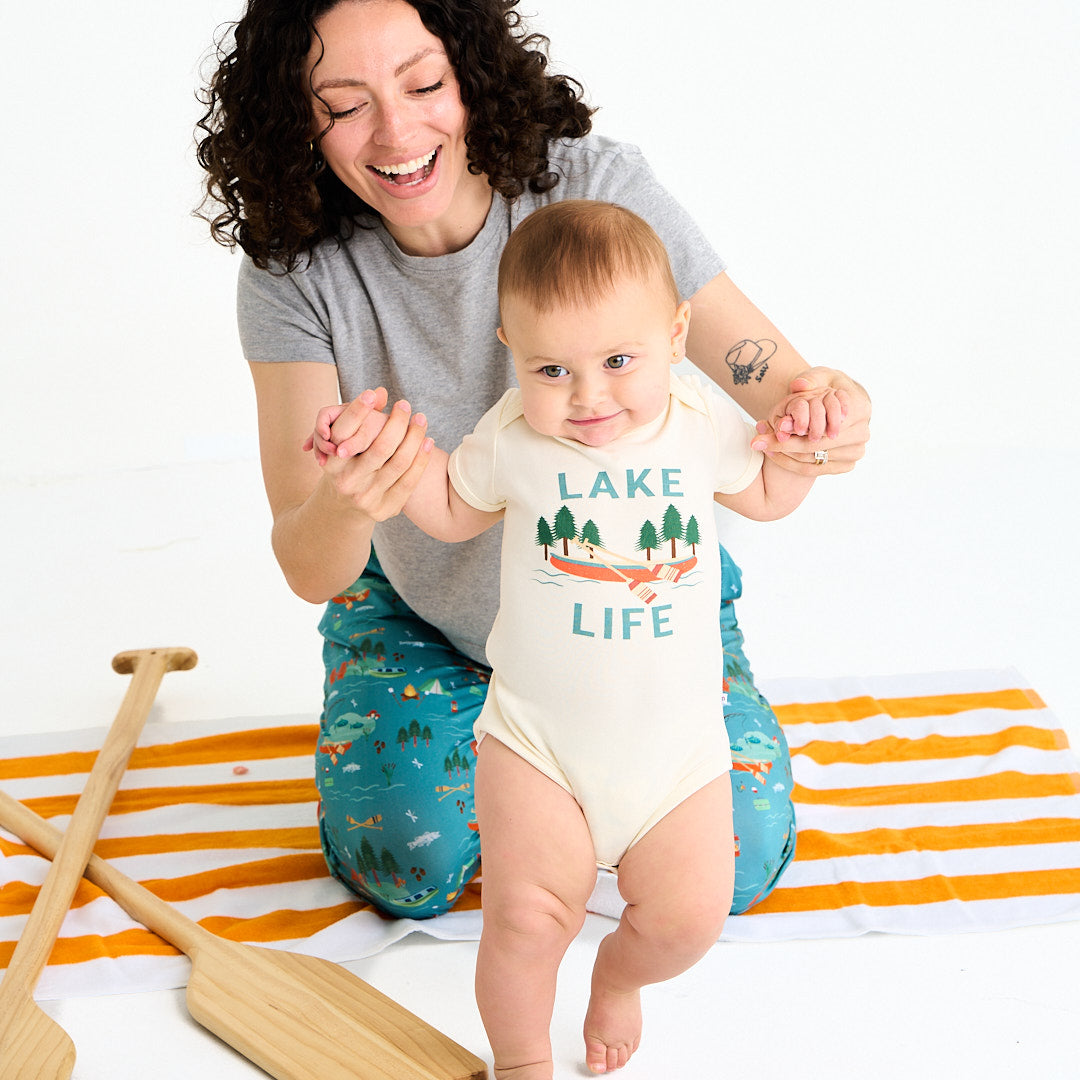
left=670, top=300, right=692, bottom=361
left=496, top=326, right=509, bottom=347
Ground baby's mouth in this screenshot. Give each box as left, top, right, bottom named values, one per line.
left=369, top=148, right=438, bottom=186
left=570, top=412, right=619, bottom=426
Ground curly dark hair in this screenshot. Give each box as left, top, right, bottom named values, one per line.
left=195, top=0, right=595, bottom=271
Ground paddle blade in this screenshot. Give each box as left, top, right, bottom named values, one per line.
left=0, top=1000, right=76, bottom=1080
left=184, top=943, right=486, bottom=1080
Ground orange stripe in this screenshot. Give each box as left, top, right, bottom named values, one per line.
left=0, top=854, right=330, bottom=917
left=751, top=866, right=1080, bottom=915
left=22, top=778, right=320, bottom=820
left=0, top=929, right=183, bottom=969
left=1, top=886, right=485, bottom=969
left=792, top=771, right=1080, bottom=806
left=1, top=876, right=108, bottom=916
left=0, top=726, right=319, bottom=781
left=794, top=818, right=1080, bottom=860
left=1, top=826, right=321, bottom=861
left=0, top=826, right=321, bottom=864
left=774, top=688, right=1042, bottom=726
left=792, top=726, right=1071, bottom=765
left=141, top=853, right=330, bottom=903
left=202, top=900, right=373, bottom=942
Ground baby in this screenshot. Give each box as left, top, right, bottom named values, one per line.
left=309, top=200, right=819, bottom=1078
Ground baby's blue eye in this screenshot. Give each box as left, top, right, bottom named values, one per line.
left=541, top=365, right=568, bottom=378
left=606, top=355, right=630, bottom=369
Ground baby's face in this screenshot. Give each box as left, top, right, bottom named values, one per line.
left=499, top=275, right=690, bottom=448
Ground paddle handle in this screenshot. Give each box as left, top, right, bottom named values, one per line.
left=0, top=647, right=197, bottom=1006
left=0, top=787, right=212, bottom=957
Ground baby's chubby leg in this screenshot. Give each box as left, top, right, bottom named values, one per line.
left=475, top=737, right=598, bottom=1080
left=584, top=775, right=735, bottom=1074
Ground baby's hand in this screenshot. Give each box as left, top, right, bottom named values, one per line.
left=302, top=387, right=391, bottom=466
left=768, top=376, right=849, bottom=444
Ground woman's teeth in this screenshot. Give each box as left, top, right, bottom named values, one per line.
left=372, top=149, right=437, bottom=180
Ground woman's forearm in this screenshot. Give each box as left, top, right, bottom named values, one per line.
left=686, top=272, right=812, bottom=420
left=270, top=478, right=377, bottom=604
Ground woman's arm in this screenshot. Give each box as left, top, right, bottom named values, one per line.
left=686, top=272, right=871, bottom=474
left=249, top=362, right=429, bottom=603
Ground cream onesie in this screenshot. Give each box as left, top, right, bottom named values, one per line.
left=448, top=373, right=763, bottom=868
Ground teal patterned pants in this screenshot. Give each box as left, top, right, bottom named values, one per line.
left=316, top=546, right=795, bottom=918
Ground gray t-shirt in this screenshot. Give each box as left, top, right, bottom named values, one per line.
left=237, top=133, right=726, bottom=664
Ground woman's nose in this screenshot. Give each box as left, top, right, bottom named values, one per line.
left=373, top=101, right=413, bottom=147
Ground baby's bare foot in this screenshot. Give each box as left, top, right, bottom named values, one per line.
left=583, top=982, right=641, bottom=1074
left=493, top=1060, right=554, bottom=1080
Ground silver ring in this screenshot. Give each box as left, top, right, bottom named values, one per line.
left=814, top=449, right=829, bottom=466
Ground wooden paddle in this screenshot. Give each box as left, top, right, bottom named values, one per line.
left=587, top=542, right=684, bottom=583
left=0, top=789, right=487, bottom=1080
left=573, top=540, right=658, bottom=604
left=0, top=646, right=197, bottom=1080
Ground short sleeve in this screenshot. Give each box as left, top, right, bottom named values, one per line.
left=673, top=375, right=763, bottom=494
left=447, top=389, right=523, bottom=512
left=236, top=255, right=335, bottom=364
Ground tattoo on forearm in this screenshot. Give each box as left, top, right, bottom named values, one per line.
left=725, top=339, right=776, bottom=385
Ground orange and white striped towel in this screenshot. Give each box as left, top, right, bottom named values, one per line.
left=3, top=669, right=1079, bottom=999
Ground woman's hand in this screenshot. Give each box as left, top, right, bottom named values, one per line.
left=305, top=389, right=433, bottom=523
left=303, top=386, right=391, bottom=464
left=751, top=369, right=871, bottom=475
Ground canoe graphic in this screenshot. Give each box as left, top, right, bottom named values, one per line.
left=548, top=553, right=697, bottom=584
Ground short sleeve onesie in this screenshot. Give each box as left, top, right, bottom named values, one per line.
left=449, top=373, right=763, bottom=867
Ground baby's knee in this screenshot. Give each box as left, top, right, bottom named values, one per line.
left=485, top=884, right=588, bottom=957
left=633, top=893, right=728, bottom=961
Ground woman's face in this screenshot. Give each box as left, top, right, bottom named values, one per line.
left=306, top=0, right=492, bottom=255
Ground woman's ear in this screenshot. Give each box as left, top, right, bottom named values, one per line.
left=496, top=326, right=509, bottom=348
left=670, top=300, right=692, bottom=363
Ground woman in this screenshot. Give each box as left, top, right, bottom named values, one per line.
left=196, top=0, right=870, bottom=920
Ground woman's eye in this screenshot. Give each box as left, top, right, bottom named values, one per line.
left=329, top=107, right=358, bottom=120
left=414, top=80, right=444, bottom=95
left=540, top=365, right=569, bottom=379
left=605, top=354, right=630, bottom=370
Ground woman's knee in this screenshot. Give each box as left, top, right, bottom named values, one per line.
left=730, top=804, right=796, bottom=913
left=320, top=808, right=481, bottom=918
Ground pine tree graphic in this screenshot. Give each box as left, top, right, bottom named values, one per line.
left=554, top=505, right=577, bottom=556
left=579, top=519, right=602, bottom=553
left=662, top=504, right=684, bottom=558
left=637, top=519, right=659, bottom=560
left=684, top=514, right=701, bottom=555
left=535, top=516, right=554, bottom=559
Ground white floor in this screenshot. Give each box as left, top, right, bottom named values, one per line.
left=2, top=441, right=1078, bottom=1079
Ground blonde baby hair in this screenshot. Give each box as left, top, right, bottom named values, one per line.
left=498, top=200, right=681, bottom=314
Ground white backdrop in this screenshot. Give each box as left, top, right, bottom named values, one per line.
left=4, top=0, right=1075, bottom=471
left=2, top=6, right=1079, bottom=1077
left=2, top=0, right=1077, bottom=722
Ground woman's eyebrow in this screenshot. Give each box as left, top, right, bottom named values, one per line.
left=312, top=48, right=444, bottom=93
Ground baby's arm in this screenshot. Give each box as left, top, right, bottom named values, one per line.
left=715, top=454, right=815, bottom=521
left=402, top=442, right=504, bottom=543
left=715, top=396, right=824, bottom=520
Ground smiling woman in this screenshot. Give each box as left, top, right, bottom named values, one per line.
left=197, top=0, right=593, bottom=269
